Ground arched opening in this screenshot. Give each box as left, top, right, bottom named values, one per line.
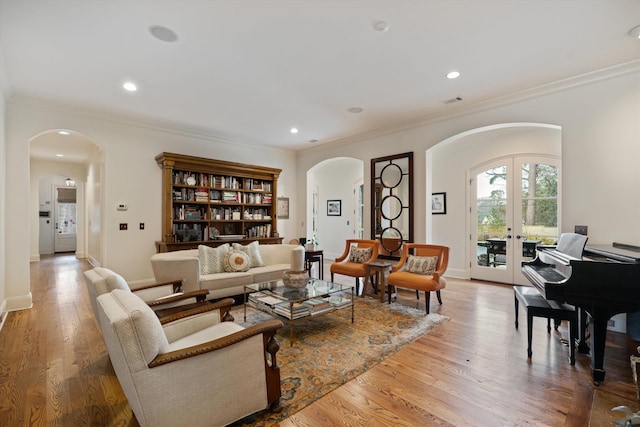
left=29, top=129, right=103, bottom=263
left=427, top=123, right=561, bottom=281
left=306, top=157, right=364, bottom=261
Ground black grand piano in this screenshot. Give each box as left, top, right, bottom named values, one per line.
left=522, top=234, right=640, bottom=384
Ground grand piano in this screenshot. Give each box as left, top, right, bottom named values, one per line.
left=522, top=234, right=640, bottom=384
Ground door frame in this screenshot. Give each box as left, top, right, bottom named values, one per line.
left=467, top=154, right=560, bottom=284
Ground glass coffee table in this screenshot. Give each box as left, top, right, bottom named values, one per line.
left=244, top=278, right=355, bottom=342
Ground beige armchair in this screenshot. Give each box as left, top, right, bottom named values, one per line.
left=83, top=267, right=210, bottom=319
left=96, top=289, right=283, bottom=427
left=387, top=243, right=449, bottom=313
left=330, top=239, right=380, bottom=293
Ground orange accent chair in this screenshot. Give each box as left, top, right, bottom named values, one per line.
left=330, top=239, right=380, bottom=293
left=387, top=243, right=449, bottom=313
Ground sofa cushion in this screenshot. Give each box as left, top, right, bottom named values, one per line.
left=348, top=246, right=372, bottom=263
left=251, top=264, right=291, bottom=283
left=198, top=244, right=230, bottom=274
left=401, top=255, right=438, bottom=275
left=232, top=241, right=265, bottom=267
left=224, top=251, right=251, bottom=272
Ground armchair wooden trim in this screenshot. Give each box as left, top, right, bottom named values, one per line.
left=146, top=289, right=210, bottom=307
left=158, top=297, right=234, bottom=325
left=135, top=278, right=185, bottom=293
left=150, top=319, right=283, bottom=366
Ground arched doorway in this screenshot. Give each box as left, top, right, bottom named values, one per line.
left=427, top=123, right=561, bottom=283
left=306, top=157, right=364, bottom=260
left=30, top=129, right=102, bottom=261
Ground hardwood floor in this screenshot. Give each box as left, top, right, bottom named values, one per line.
left=1, top=254, right=639, bottom=426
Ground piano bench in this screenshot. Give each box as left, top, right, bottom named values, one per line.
left=513, top=285, right=578, bottom=365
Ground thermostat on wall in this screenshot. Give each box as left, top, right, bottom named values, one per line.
left=117, top=202, right=128, bottom=211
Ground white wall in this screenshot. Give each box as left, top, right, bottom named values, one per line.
left=0, top=67, right=7, bottom=322
left=298, top=66, right=640, bottom=278
left=5, top=98, right=297, bottom=310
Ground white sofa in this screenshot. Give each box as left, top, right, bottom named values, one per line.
left=150, top=243, right=303, bottom=299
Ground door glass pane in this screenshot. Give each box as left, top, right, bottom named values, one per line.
left=521, top=163, right=558, bottom=251
left=476, top=166, right=508, bottom=267
left=56, top=188, right=77, bottom=235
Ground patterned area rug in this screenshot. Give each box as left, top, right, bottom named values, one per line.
left=230, top=297, right=449, bottom=426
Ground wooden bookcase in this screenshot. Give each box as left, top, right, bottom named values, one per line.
left=155, top=152, right=283, bottom=252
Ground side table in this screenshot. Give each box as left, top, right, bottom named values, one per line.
left=305, top=249, right=324, bottom=279
left=362, top=261, right=393, bottom=302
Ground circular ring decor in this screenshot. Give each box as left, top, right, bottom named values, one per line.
left=380, top=195, right=403, bottom=220
left=380, top=163, right=403, bottom=188
left=380, top=227, right=403, bottom=253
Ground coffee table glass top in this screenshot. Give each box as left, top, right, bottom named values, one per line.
left=246, top=278, right=353, bottom=303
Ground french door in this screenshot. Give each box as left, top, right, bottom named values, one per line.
left=469, top=155, right=559, bottom=284
left=54, top=186, right=77, bottom=253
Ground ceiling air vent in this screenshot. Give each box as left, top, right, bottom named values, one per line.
left=442, top=96, right=463, bottom=105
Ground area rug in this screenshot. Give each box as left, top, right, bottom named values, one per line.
left=229, top=297, right=449, bottom=426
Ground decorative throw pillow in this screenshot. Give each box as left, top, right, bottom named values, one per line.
left=232, top=241, right=265, bottom=268
left=348, top=246, right=372, bottom=263
left=198, top=244, right=230, bottom=275
left=223, top=251, right=251, bottom=272
left=402, top=255, right=439, bottom=275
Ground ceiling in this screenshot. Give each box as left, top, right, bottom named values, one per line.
left=1, top=0, right=639, bottom=157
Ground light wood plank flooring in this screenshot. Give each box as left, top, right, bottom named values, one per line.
left=0, top=254, right=638, bottom=426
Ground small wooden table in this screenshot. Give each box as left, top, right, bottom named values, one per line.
left=362, top=261, right=393, bottom=302
left=305, top=249, right=324, bottom=279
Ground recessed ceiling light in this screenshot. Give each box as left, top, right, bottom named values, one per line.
left=629, top=25, right=640, bottom=39
left=56, top=154, right=64, bottom=157
left=123, top=82, right=138, bottom=92
left=149, top=25, right=179, bottom=42
left=290, top=128, right=298, bottom=134
left=348, top=107, right=363, bottom=113
left=57, top=130, right=70, bottom=135
left=373, top=21, right=389, bottom=33
left=447, top=71, right=461, bottom=79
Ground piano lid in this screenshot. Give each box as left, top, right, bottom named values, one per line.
left=584, top=242, right=640, bottom=264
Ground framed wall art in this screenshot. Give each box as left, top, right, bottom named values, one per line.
left=277, top=197, right=290, bottom=219
left=327, top=199, right=341, bottom=216
left=431, top=192, right=446, bottom=215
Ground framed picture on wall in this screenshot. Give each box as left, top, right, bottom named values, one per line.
left=431, top=192, right=446, bottom=215
left=327, top=199, right=341, bottom=216
left=277, top=197, right=290, bottom=219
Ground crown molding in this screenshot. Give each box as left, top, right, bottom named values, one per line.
left=304, top=59, right=640, bottom=154
left=8, top=95, right=293, bottom=155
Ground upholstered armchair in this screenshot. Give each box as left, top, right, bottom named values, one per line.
left=83, top=267, right=209, bottom=319
left=387, top=243, right=449, bottom=313
left=330, top=239, right=380, bottom=293
left=96, top=289, right=283, bottom=427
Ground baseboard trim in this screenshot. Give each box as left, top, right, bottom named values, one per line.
left=6, top=293, right=33, bottom=312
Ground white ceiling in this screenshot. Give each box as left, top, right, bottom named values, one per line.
left=1, top=0, right=639, bottom=157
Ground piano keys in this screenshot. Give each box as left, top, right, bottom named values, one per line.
left=522, top=235, right=640, bottom=384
